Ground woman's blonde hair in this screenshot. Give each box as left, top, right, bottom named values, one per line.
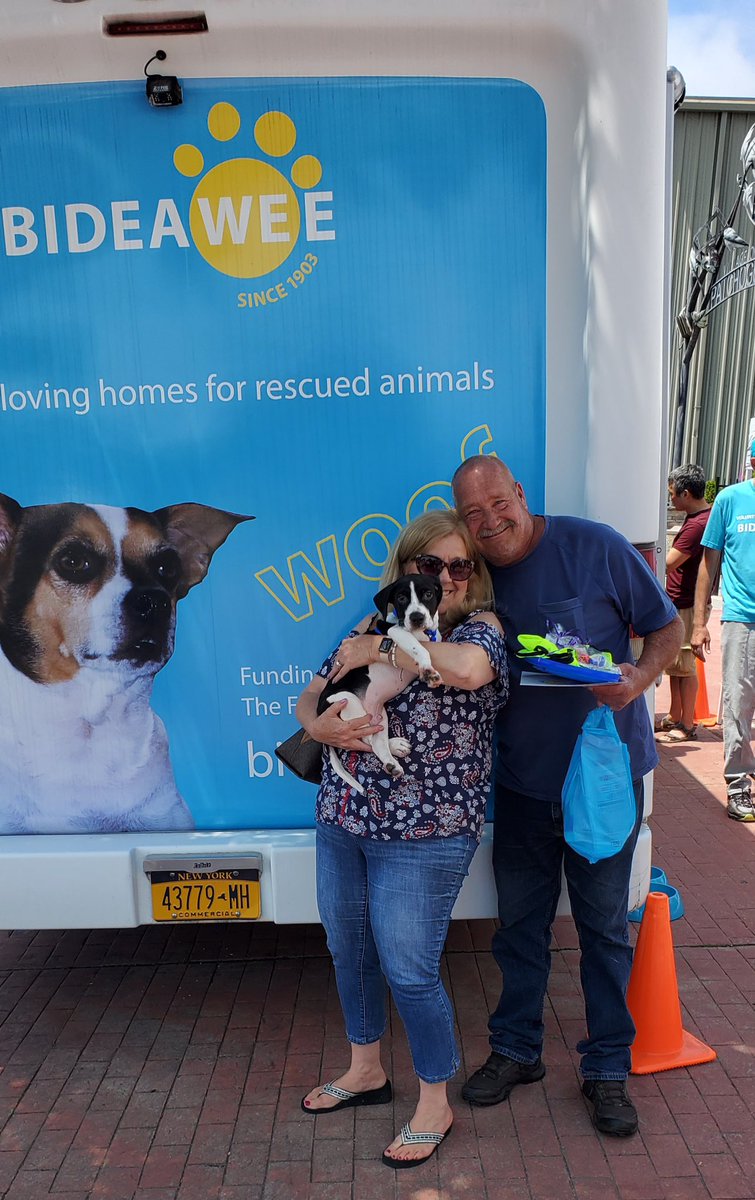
left=380, top=508, right=494, bottom=620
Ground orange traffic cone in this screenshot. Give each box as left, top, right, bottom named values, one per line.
left=694, top=656, right=717, bottom=727
left=627, top=891, right=717, bottom=1074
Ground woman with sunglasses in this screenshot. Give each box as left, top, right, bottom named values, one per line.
left=296, top=509, right=507, bottom=1168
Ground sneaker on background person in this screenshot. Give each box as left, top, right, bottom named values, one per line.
left=727, top=788, right=755, bottom=822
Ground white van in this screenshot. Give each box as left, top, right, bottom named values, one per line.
left=0, top=0, right=668, bottom=928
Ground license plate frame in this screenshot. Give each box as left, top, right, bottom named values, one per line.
left=143, top=854, right=262, bottom=922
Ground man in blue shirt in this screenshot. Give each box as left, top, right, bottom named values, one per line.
left=453, top=455, right=681, bottom=1137
left=692, top=442, right=755, bottom=821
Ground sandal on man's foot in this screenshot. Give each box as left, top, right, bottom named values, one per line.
left=381, top=1122, right=452, bottom=1169
left=301, top=1078, right=392, bottom=1114
left=657, top=724, right=696, bottom=743
left=654, top=715, right=678, bottom=733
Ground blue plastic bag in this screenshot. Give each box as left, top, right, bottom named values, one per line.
left=561, top=707, right=635, bottom=863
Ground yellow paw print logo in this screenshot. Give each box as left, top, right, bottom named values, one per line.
left=174, top=105, right=324, bottom=280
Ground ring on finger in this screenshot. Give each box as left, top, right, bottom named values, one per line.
left=335, top=658, right=343, bottom=669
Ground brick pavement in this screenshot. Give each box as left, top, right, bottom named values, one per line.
left=2, top=611, right=755, bottom=1200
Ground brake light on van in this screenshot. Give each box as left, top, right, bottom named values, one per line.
left=631, top=542, right=661, bottom=650
left=633, top=542, right=658, bottom=576
left=103, top=14, right=208, bottom=37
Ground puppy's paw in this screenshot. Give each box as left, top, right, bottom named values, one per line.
left=384, top=761, right=405, bottom=779
left=420, top=667, right=443, bottom=688
left=388, top=737, right=411, bottom=758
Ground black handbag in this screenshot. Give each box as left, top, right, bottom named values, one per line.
left=274, top=727, right=323, bottom=784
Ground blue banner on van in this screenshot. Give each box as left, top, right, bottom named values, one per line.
left=0, top=77, right=545, bottom=833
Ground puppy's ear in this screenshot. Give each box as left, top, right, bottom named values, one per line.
left=0, top=494, right=23, bottom=565
left=153, top=503, right=253, bottom=599
left=373, top=582, right=396, bottom=621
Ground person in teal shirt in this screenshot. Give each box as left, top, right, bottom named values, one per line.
left=692, top=442, right=755, bottom=821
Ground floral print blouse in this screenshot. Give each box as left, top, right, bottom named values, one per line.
left=315, top=613, right=508, bottom=841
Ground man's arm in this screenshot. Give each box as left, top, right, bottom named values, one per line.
left=590, top=615, right=684, bottom=711
left=691, top=547, right=721, bottom=660
left=665, top=546, right=690, bottom=571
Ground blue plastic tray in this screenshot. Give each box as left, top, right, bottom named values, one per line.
left=525, top=657, right=621, bottom=685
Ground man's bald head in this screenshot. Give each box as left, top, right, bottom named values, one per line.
left=453, top=455, right=538, bottom=567
left=452, top=455, right=515, bottom=499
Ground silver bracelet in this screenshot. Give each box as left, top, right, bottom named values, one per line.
left=389, top=642, right=399, bottom=668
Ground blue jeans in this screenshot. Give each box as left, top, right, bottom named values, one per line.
left=316, top=822, right=477, bottom=1083
left=489, top=779, right=643, bottom=1080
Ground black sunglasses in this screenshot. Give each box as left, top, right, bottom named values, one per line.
left=414, top=553, right=475, bottom=582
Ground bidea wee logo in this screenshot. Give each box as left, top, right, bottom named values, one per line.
left=0, top=104, right=335, bottom=307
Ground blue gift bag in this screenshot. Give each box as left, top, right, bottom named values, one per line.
left=561, top=707, right=635, bottom=863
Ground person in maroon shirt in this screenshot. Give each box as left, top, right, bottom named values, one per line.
left=657, top=464, right=712, bottom=741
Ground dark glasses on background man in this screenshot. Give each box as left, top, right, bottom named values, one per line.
left=413, top=554, right=475, bottom=582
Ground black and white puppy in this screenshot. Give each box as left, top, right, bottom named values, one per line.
left=0, top=495, right=250, bottom=834
left=317, top=573, right=443, bottom=795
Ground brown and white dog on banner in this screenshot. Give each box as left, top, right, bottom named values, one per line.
left=0, top=494, right=250, bottom=834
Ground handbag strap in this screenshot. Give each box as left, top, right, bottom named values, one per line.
left=355, top=613, right=381, bottom=635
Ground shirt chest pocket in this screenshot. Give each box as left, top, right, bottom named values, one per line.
left=538, top=597, right=586, bottom=641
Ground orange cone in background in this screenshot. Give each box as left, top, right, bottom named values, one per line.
left=627, top=891, right=717, bottom=1075
left=694, top=656, right=717, bottom=727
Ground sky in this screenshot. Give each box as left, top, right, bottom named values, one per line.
left=668, top=1, right=755, bottom=98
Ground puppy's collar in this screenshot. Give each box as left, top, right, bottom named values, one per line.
left=384, top=615, right=440, bottom=641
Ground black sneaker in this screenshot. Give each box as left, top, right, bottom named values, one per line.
left=461, top=1052, right=545, bottom=1106
left=581, top=1079, right=638, bottom=1136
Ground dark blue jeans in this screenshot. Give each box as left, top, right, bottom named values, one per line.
left=489, top=779, right=643, bottom=1080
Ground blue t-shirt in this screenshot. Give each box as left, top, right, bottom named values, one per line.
left=701, top=480, right=755, bottom=623
left=490, top=516, right=678, bottom=802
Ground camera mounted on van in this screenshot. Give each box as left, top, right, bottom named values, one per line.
left=144, top=51, right=183, bottom=108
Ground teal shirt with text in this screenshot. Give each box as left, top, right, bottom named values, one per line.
left=702, top=480, right=755, bottom=623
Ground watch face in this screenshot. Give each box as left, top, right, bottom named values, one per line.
left=379, top=637, right=393, bottom=656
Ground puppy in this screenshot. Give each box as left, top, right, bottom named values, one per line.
left=317, top=573, right=443, bottom=795
left=0, top=495, right=251, bottom=834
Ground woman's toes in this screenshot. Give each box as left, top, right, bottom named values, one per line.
left=384, top=1135, right=410, bottom=1162
left=383, top=1117, right=452, bottom=1164
left=383, top=1138, right=430, bottom=1163
left=301, top=1086, right=335, bottom=1110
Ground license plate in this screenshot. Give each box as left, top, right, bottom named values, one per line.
left=144, top=856, right=262, bottom=922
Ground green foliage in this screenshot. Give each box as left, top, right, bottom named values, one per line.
left=704, top=479, right=718, bottom=503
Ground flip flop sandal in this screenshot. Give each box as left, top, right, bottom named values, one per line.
left=301, top=1078, right=392, bottom=1114
left=381, top=1121, right=452, bottom=1169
